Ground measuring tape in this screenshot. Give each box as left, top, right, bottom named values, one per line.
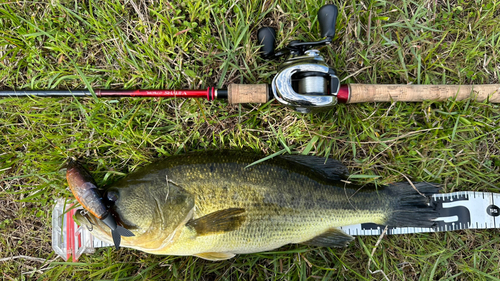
left=340, top=191, right=500, bottom=236
left=52, top=191, right=500, bottom=261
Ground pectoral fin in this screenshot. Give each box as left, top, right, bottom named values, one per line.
left=194, top=252, right=236, bottom=261
left=301, top=228, right=354, bottom=248
left=186, top=208, right=246, bottom=236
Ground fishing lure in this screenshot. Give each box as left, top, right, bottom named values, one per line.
left=66, top=159, right=134, bottom=250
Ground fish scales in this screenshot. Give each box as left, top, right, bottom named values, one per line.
left=74, top=151, right=439, bottom=260
left=155, top=156, right=388, bottom=254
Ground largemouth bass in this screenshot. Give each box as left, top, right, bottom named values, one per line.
left=73, top=151, right=439, bottom=261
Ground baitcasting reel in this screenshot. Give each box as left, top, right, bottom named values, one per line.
left=257, top=4, right=342, bottom=113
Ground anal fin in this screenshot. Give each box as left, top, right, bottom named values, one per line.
left=301, top=228, right=354, bottom=248
left=186, top=208, right=246, bottom=236
left=195, top=252, right=235, bottom=261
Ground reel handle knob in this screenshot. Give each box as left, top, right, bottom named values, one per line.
left=257, top=27, right=276, bottom=58
left=318, top=4, right=338, bottom=39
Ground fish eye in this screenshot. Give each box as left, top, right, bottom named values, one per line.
left=106, top=190, right=119, bottom=202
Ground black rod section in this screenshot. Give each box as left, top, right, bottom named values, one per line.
left=0, top=90, right=93, bottom=97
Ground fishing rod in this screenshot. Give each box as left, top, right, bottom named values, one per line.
left=2, top=5, right=499, bottom=113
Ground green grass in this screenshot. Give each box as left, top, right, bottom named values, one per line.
left=1, top=0, right=500, bottom=280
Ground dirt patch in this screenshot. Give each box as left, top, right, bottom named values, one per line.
left=0, top=181, right=54, bottom=277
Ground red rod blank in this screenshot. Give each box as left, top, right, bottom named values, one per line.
left=98, top=88, right=215, bottom=100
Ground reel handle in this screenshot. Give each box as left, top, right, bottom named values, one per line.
left=257, top=27, right=276, bottom=58
left=318, top=4, right=338, bottom=38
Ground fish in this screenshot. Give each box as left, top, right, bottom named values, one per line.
left=73, top=151, right=439, bottom=261
left=66, top=159, right=135, bottom=250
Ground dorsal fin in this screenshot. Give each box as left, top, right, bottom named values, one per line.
left=301, top=228, right=354, bottom=248
left=278, top=154, right=349, bottom=181
left=186, top=208, right=246, bottom=236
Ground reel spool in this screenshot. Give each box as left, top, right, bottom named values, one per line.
left=258, top=4, right=341, bottom=113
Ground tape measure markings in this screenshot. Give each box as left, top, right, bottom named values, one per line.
left=340, top=191, right=500, bottom=236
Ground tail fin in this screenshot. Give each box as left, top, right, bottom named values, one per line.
left=111, top=226, right=135, bottom=250
left=383, top=182, right=439, bottom=228
left=117, top=225, right=135, bottom=237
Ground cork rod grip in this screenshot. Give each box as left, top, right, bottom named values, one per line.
left=227, top=84, right=269, bottom=104
left=347, top=84, right=500, bottom=103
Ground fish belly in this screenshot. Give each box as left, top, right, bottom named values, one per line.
left=155, top=205, right=386, bottom=256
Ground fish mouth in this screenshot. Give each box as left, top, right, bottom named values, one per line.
left=74, top=209, right=114, bottom=244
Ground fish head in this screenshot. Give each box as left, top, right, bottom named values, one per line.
left=75, top=177, right=195, bottom=252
